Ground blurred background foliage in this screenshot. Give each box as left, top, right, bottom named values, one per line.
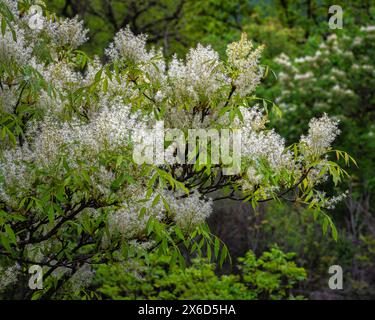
left=46, top=0, right=375, bottom=299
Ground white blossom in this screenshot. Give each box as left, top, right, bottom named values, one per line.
left=108, top=188, right=213, bottom=238
left=226, top=33, right=264, bottom=97
left=0, top=263, right=21, bottom=292
left=301, top=114, right=340, bottom=156
left=360, top=25, right=375, bottom=32
left=0, top=23, right=33, bottom=65
left=45, top=16, right=88, bottom=49
left=168, top=44, right=227, bottom=103
left=242, top=129, right=292, bottom=171
left=106, top=26, right=150, bottom=64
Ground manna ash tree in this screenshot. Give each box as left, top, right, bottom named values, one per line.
left=0, top=0, right=354, bottom=299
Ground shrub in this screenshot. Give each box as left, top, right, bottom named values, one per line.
left=93, top=246, right=306, bottom=300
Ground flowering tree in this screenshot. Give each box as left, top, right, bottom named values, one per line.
left=0, top=1, right=353, bottom=299
left=275, top=27, right=374, bottom=214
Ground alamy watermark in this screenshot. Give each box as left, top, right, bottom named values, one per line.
left=28, top=264, right=43, bottom=290
left=132, top=121, right=242, bottom=175
left=328, top=265, right=343, bottom=290
left=328, top=5, right=343, bottom=29
left=28, top=4, right=44, bottom=30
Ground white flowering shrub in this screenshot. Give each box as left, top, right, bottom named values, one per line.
left=0, top=1, right=353, bottom=299
left=275, top=27, right=375, bottom=197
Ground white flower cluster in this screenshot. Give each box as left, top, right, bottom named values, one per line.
left=108, top=189, right=213, bottom=239
left=311, top=190, right=349, bottom=210
left=166, top=191, right=213, bottom=230
left=42, top=60, right=82, bottom=91
left=37, top=100, right=142, bottom=164
left=105, top=26, right=265, bottom=105
left=66, top=264, right=94, bottom=292
left=275, top=53, right=294, bottom=69
left=0, top=85, right=18, bottom=113
left=0, top=0, right=17, bottom=15
left=168, top=44, right=227, bottom=103
left=300, top=113, right=340, bottom=157
left=0, top=23, right=32, bottom=65
left=0, top=146, right=34, bottom=206
left=231, top=104, right=291, bottom=173
left=360, top=25, right=375, bottom=32
left=242, top=129, right=291, bottom=170
left=105, top=26, right=166, bottom=86
left=45, top=16, right=88, bottom=49
left=294, top=72, right=314, bottom=81
left=226, top=33, right=264, bottom=97
left=105, top=26, right=150, bottom=64
left=0, top=97, right=147, bottom=206
left=238, top=105, right=267, bottom=131
left=228, top=104, right=294, bottom=191
left=0, top=263, right=20, bottom=292
left=275, top=28, right=375, bottom=120
left=331, top=84, right=354, bottom=96
left=323, top=190, right=349, bottom=210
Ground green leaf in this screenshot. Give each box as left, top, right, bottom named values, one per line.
left=5, top=224, right=16, bottom=244
left=103, top=77, right=108, bottom=93
left=0, top=233, right=11, bottom=252
left=219, top=245, right=228, bottom=267
left=146, top=218, right=154, bottom=236
left=214, top=237, right=220, bottom=258
left=207, top=243, right=212, bottom=261
left=329, top=218, right=338, bottom=241
left=161, top=196, right=170, bottom=213
left=174, top=226, right=185, bottom=241
left=322, top=217, right=328, bottom=235
left=94, top=68, right=103, bottom=82
left=1, top=17, right=6, bottom=36
left=139, top=207, right=147, bottom=219
left=151, top=194, right=160, bottom=207
left=48, top=206, right=55, bottom=224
